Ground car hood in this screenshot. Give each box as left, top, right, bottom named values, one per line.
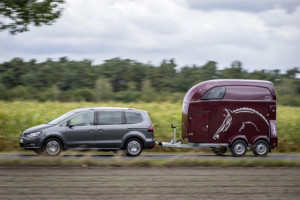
left=23, top=124, right=54, bottom=133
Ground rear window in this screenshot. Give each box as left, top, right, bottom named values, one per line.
left=201, top=86, right=226, bottom=100
left=224, top=86, right=272, bottom=100
left=125, top=112, right=143, bottom=124
left=96, top=111, right=123, bottom=125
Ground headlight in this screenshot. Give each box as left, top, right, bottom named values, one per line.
left=27, top=131, right=42, bottom=137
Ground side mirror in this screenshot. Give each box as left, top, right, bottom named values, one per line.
left=68, top=123, right=75, bottom=128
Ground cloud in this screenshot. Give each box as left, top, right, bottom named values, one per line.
left=186, top=0, right=300, bottom=13
left=0, top=0, right=299, bottom=71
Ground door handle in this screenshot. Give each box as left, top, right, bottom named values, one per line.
left=89, top=130, right=94, bottom=133
left=98, top=129, right=103, bottom=133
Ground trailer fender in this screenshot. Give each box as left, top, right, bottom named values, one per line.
left=228, top=135, right=248, bottom=146
left=251, top=136, right=270, bottom=146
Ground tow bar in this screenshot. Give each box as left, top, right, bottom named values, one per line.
left=156, top=124, right=228, bottom=149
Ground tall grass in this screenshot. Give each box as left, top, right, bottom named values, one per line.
left=0, top=101, right=299, bottom=152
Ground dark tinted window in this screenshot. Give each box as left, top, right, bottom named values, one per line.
left=125, top=112, right=143, bottom=124
left=224, top=86, right=272, bottom=100
left=97, top=111, right=123, bottom=125
left=201, top=87, right=226, bottom=100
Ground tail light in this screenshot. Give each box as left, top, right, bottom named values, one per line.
left=148, top=125, right=154, bottom=132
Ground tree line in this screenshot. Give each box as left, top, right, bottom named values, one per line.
left=0, top=57, right=299, bottom=105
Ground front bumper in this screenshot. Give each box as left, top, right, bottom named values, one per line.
left=19, top=137, right=42, bottom=149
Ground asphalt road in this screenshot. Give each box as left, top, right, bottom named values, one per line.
left=0, top=152, right=300, bottom=160
left=0, top=166, right=299, bottom=200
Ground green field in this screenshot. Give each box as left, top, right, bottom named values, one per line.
left=0, top=101, right=299, bottom=152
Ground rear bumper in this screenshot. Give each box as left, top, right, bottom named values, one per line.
left=145, top=141, right=155, bottom=149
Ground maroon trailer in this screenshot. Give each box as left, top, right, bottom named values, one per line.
left=159, top=80, right=278, bottom=157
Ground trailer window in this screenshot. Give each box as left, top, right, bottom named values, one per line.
left=224, top=86, right=272, bottom=100
left=201, top=87, right=226, bottom=100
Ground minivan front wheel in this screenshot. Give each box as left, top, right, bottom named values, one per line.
left=125, top=139, right=142, bottom=157
left=44, top=138, right=62, bottom=156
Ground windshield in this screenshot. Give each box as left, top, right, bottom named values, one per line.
left=47, top=111, right=77, bottom=125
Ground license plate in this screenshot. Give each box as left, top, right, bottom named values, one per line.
left=20, top=138, right=23, bottom=143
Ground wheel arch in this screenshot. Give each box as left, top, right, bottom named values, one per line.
left=122, top=136, right=145, bottom=149
left=252, top=136, right=270, bottom=145
left=42, top=135, right=65, bottom=149
left=228, top=135, right=249, bottom=147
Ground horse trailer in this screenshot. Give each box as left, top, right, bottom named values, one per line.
left=158, top=80, right=278, bottom=157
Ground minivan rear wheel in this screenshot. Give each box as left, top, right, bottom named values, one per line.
left=43, top=138, right=62, bottom=156
left=230, top=140, right=247, bottom=157
left=125, top=139, right=142, bottom=157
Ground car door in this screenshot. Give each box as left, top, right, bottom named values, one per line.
left=62, top=111, right=96, bottom=148
left=94, top=110, right=128, bottom=148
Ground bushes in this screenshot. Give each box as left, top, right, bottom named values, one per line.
left=0, top=84, right=186, bottom=103
left=0, top=101, right=299, bottom=152
left=278, top=95, right=300, bottom=107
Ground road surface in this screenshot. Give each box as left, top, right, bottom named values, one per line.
left=0, top=152, right=300, bottom=160
left=0, top=166, right=299, bottom=200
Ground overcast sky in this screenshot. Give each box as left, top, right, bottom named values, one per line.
left=1, top=0, right=300, bottom=72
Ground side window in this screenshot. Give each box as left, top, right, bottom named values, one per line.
left=60, top=121, right=67, bottom=127
left=69, top=111, right=94, bottom=126
left=97, top=111, right=123, bottom=125
left=125, top=112, right=143, bottom=124
left=201, top=87, right=226, bottom=100
left=224, top=86, right=272, bottom=100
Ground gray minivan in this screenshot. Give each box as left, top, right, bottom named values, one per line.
left=19, top=107, right=155, bottom=156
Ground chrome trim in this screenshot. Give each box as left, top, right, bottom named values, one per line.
left=160, top=142, right=228, bottom=149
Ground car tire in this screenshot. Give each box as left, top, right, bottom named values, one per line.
left=212, top=148, right=227, bottom=156
left=43, top=138, right=62, bottom=156
left=125, top=138, right=142, bottom=157
left=230, top=140, right=247, bottom=157
left=253, top=140, right=269, bottom=157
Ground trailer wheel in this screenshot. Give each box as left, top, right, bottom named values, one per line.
left=230, top=140, right=247, bottom=157
left=212, top=148, right=227, bottom=156
left=253, top=140, right=269, bottom=157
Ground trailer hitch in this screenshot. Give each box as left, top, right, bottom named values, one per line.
left=171, top=124, right=182, bottom=144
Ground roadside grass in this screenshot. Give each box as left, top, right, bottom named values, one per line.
left=0, top=157, right=299, bottom=167
left=0, top=101, right=299, bottom=152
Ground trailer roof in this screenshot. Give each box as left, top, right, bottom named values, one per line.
left=184, top=79, right=276, bottom=102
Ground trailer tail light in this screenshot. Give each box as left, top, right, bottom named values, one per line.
left=148, top=125, right=154, bottom=132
